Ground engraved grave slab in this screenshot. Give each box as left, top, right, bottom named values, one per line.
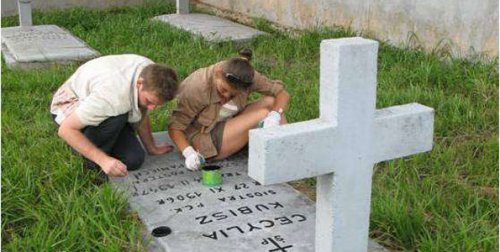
left=111, top=132, right=387, bottom=252
left=1, top=25, right=100, bottom=69
left=152, top=13, right=267, bottom=43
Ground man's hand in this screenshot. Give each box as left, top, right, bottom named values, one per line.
left=58, top=112, right=128, bottom=177
left=182, top=146, right=204, bottom=171
left=137, top=114, right=175, bottom=156
left=262, top=110, right=281, bottom=128
left=99, top=156, right=128, bottom=177
left=148, top=142, right=174, bottom=155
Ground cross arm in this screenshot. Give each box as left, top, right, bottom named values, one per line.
left=248, top=119, right=338, bottom=185
left=248, top=103, right=434, bottom=185
left=372, top=103, right=434, bottom=163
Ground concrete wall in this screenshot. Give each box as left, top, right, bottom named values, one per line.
left=195, top=0, right=498, bottom=58
left=1, top=0, right=163, bottom=16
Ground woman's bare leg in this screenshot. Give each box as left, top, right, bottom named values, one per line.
left=214, top=96, right=274, bottom=160
left=214, top=108, right=267, bottom=160
left=239, top=96, right=274, bottom=115
left=242, top=96, right=288, bottom=124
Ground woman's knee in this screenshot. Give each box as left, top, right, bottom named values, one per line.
left=260, top=96, right=275, bottom=110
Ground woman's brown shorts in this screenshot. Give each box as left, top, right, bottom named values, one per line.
left=210, top=121, right=226, bottom=153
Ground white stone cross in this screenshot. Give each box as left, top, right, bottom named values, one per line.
left=248, top=37, right=434, bottom=252
left=17, top=0, right=32, bottom=26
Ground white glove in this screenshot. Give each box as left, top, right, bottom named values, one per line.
left=261, top=110, right=281, bottom=128
left=182, top=146, right=204, bottom=171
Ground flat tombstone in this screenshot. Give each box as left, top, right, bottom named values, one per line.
left=152, top=13, right=267, bottom=43
left=111, top=132, right=387, bottom=252
left=1, top=25, right=100, bottom=69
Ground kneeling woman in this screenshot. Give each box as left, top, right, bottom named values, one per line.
left=168, top=50, right=290, bottom=170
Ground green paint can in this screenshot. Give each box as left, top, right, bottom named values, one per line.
left=202, top=165, right=223, bottom=187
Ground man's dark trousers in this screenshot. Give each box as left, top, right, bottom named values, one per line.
left=54, top=113, right=145, bottom=171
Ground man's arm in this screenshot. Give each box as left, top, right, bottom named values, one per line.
left=58, top=112, right=128, bottom=177
left=137, top=114, right=173, bottom=155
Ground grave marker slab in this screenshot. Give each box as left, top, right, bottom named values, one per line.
left=152, top=14, right=267, bottom=43
left=111, top=133, right=387, bottom=252
left=1, top=25, right=100, bottom=69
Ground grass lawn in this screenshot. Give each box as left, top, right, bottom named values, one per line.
left=2, top=1, right=498, bottom=251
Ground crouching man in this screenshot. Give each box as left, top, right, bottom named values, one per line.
left=50, top=54, right=178, bottom=177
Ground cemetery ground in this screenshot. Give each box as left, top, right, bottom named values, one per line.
left=2, top=2, right=498, bottom=251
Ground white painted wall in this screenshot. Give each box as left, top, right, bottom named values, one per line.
left=196, top=0, right=498, bottom=58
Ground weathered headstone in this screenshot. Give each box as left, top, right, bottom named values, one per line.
left=248, top=37, right=434, bottom=252
left=1, top=1, right=99, bottom=70
left=152, top=0, right=267, bottom=43
left=111, top=133, right=387, bottom=252
left=18, top=0, right=32, bottom=26
left=1, top=25, right=100, bottom=69
left=176, top=0, right=189, bottom=14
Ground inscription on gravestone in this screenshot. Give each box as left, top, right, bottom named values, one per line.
left=1, top=25, right=99, bottom=69
left=3, top=29, right=72, bottom=42
left=112, top=133, right=386, bottom=252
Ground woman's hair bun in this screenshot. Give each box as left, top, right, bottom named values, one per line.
left=239, top=48, right=252, bottom=61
